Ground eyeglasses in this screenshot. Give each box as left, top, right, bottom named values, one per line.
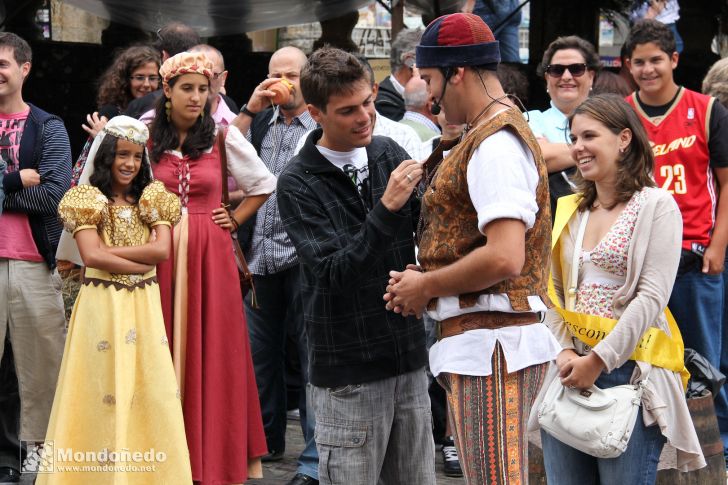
left=545, top=63, right=588, bottom=77
left=130, top=75, right=161, bottom=83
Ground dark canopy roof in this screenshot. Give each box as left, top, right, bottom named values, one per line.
left=65, top=0, right=374, bottom=36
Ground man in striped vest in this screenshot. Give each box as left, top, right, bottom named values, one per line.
left=0, top=32, right=70, bottom=481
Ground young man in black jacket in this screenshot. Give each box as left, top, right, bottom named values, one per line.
left=277, top=48, right=435, bottom=485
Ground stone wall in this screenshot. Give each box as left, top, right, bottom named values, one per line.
left=50, top=0, right=108, bottom=44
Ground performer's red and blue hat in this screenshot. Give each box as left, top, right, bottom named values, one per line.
left=416, top=13, right=501, bottom=69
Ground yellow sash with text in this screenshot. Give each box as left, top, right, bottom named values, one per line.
left=550, top=195, right=689, bottom=389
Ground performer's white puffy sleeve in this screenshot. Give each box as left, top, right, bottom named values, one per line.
left=224, top=125, right=277, bottom=196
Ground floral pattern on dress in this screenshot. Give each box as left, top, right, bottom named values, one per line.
left=575, top=190, right=647, bottom=318
left=575, top=282, right=623, bottom=318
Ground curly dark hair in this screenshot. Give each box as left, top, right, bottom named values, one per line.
left=149, top=76, right=215, bottom=163
left=89, top=135, right=152, bottom=202
left=537, top=35, right=600, bottom=78
left=568, top=94, right=656, bottom=212
left=623, top=19, right=676, bottom=58
left=96, top=45, right=160, bottom=112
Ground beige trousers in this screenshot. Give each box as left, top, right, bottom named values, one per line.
left=0, top=259, right=66, bottom=441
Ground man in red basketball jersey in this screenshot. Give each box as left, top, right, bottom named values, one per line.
left=625, top=19, right=728, bottom=465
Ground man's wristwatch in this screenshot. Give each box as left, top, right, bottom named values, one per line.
left=239, top=103, right=258, bottom=118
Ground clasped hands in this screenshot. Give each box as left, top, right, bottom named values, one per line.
left=555, top=348, right=606, bottom=390
left=383, top=264, right=431, bottom=319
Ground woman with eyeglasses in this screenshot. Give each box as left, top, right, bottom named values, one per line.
left=88, top=46, right=162, bottom=134
left=526, top=36, right=600, bottom=218
left=71, top=46, right=161, bottom=186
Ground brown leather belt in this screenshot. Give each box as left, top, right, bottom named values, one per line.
left=436, top=311, right=540, bottom=340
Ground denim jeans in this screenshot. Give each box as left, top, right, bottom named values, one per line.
left=722, top=255, right=728, bottom=462
left=541, top=361, right=666, bottom=485
left=667, top=23, right=684, bottom=53
left=245, top=265, right=318, bottom=479
left=668, top=261, right=727, bottom=461
left=473, top=0, right=523, bottom=63
left=310, top=368, right=436, bottom=485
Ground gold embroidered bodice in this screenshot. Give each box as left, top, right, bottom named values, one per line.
left=58, top=181, right=181, bottom=289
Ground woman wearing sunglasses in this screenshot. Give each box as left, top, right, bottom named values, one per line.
left=526, top=36, right=599, bottom=218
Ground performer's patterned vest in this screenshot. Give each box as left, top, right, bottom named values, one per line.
left=418, top=108, right=552, bottom=313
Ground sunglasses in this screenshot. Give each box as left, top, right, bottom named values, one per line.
left=545, top=63, right=588, bottom=77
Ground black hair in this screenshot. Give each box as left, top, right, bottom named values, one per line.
left=497, top=64, right=529, bottom=106
left=149, top=76, right=216, bottom=163
left=623, top=19, right=676, bottom=58
left=89, top=135, right=152, bottom=201
left=154, top=22, right=200, bottom=57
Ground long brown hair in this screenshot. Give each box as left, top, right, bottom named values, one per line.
left=568, top=94, right=656, bottom=211
left=96, top=45, right=160, bottom=111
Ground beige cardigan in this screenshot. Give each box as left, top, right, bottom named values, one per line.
left=528, top=187, right=705, bottom=472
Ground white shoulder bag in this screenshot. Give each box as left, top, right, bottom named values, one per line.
left=537, top=210, right=647, bottom=459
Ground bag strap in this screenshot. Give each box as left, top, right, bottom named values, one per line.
left=567, top=209, right=655, bottom=386
left=567, top=210, right=589, bottom=311
left=217, top=129, right=229, bottom=207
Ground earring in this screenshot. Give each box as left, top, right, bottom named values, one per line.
left=619, top=146, right=626, bottom=153
left=165, top=100, right=171, bottom=122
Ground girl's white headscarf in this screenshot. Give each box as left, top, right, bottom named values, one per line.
left=56, top=115, right=151, bottom=265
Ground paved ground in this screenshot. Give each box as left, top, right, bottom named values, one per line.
left=17, top=416, right=464, bottom=484
left=249, top=415, right=464, bottom=484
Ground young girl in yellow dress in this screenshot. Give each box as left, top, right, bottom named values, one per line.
left=39, top=116, right=192, bottom=484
